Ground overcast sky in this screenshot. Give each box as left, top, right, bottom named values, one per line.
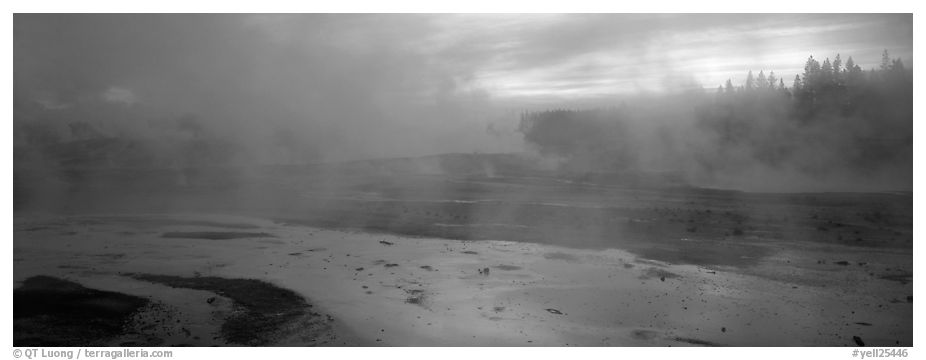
left=17, top=14, right=913, bottom=100
left=14, top=13, right=913, bottom=159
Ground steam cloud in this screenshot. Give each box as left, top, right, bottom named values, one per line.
left=14, top=14, right=912, bottom=195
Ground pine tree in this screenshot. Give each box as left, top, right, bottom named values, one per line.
left=843, top=56, right=862, bottom=86
left=803, top=56, right=821, bottom=88
left=745, top=71, right=755, bottom=91
left=767, top=71, right=777, bottom=90
left=821, top=58, right=833, bottom=84
left=891, top=58, right=905, bottom=72
left=880, top=49, right=891, bottom=71
left=845, top=56, right=860, bottom=73
left=756, top=70, right=769, bottom=89
left=724, top=79, right=735, bottom=94
left=833, top=54, right=842, bottom=74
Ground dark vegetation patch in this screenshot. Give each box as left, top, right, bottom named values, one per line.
left=674, top=337, right=722, bottom=347
left=493, top=264, right=522, bottom=271
left=640, top=267, right=681, bottom=281
left=86, top=216, right=261, bottom=230
left=160, top=231, right=275, bottom=240
left=14, top=276, right=150, bottom=346
left=93, top=253, right=127, bottom=260
left=543, top=252, right=579, bottom=262
left=631, top=329, right=660, bottom=341
left=634, top=240, right=771, bottom=268
left=461, top=250, right=478, bottom=255
left=21, top=226, right=52, bottom=232
left=127, top=273, right=317, bottom=346
left=879, top=272, right=913, bottom=285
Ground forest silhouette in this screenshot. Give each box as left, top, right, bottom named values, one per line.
left=519, top=51, right=912, bottom=190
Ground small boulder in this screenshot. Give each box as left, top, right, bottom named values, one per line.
left=853, top=336, right=865, bottom=347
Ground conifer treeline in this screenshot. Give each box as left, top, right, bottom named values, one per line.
left=519, top=51, right=912, bottom=179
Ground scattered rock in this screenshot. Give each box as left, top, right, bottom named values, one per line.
left=206, top=297, right=216, bottom=304
left=835, top=261, right=850, bottom=266
left=404, top=289, right=426, bottom=305
left=853, top=336, right=865, bottom=347
left=384, top=263, right=399, bottom=268
left=379, top=240, right=394, bottom=246
left=462, top=251, right=478, bottom=255
left=545, top=308, right=563, bottom=315
left=854, top=322, right=872, bottom=326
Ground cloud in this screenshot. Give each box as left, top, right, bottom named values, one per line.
left=417, top=14, right=912, bottom=98
left=101, top=87, right=138, bottom=105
